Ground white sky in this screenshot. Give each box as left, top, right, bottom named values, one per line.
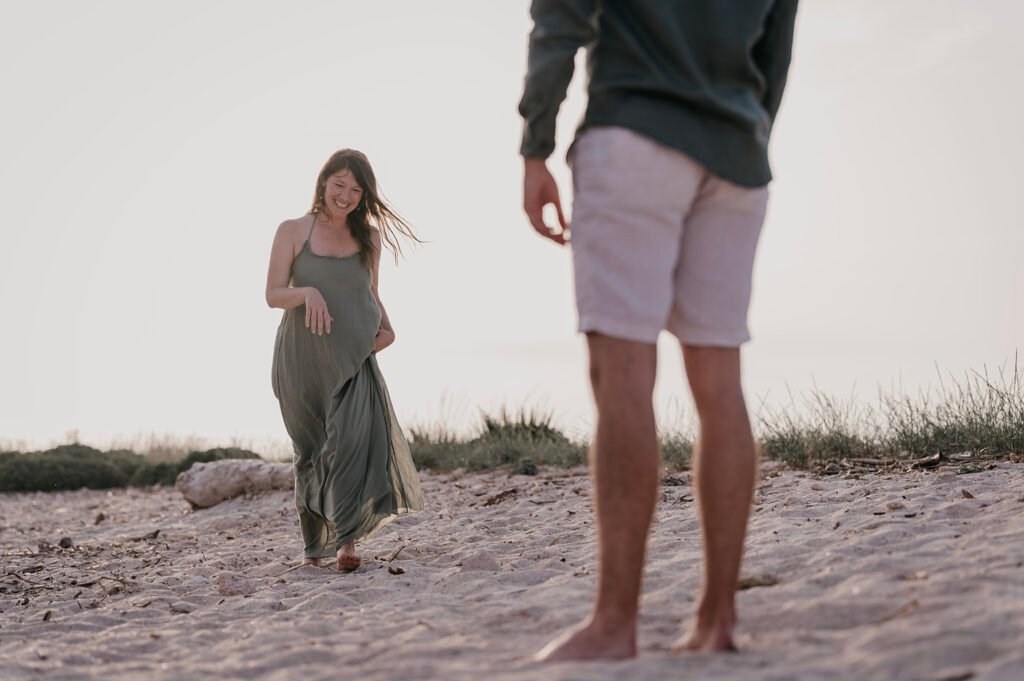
left=1, top=1, right=1022, bottom=449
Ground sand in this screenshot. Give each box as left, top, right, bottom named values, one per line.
left=2, top=462, right=1023, bottom=681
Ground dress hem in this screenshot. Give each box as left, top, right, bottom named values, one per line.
left=302, top=505, right=423, bottom=559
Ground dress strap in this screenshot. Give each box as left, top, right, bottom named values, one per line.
left=305, top=214, right=317, bottom=246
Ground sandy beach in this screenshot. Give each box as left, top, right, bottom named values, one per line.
left=2, top=463, right=1023, bottom=681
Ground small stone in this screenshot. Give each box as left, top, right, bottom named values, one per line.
left=216, top=571, right=256, bottom=597
left=737, top=574, right=779, bottom=590
left=961, top=489, right=975, bottom=499
left=886, top=501, right=905, bottom=511
left=387, top=565, right=406, bottom=575
left=515, top=458, right=538, bottom=476
left=57, top=537, right=74, bottom=549
left=129, top=529, right=160, bottom=542
left=94, top=513, right=106, bottom=525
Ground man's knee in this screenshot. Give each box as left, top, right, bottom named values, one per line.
left=683, top=345, right=744, bottom=410
left=587, top=333, right=657, bottom=396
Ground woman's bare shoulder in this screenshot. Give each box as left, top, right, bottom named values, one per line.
left=280, top=214, right=314, bottom=231
left=275, top=214, right=314, bottom=241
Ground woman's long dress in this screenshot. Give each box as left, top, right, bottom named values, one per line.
left=272, top=228, right=424, bottom=559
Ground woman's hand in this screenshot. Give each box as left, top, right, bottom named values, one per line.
left=304, top=288, right=332, bottom=336
left=373, top=328, right=395, bottom=353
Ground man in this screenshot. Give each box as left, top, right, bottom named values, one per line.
left=518, top=0, right=799, bottom=662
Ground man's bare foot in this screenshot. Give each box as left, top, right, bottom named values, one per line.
left=336, top=542, right=361, bottom=573
left=534, top=618, right=636, bottom=663
left=301, top=557, right=321, bottom=567
left=672, top=616, right=738, bottom=653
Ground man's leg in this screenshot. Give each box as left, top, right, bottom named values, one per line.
left=674, top=345, right=757, bottom=652
left=536, top=333, right=660, bottom=662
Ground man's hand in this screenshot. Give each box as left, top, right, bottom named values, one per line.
left=523, top=157, right=568, bottom=246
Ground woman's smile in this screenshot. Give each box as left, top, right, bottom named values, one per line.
left=324, top=169, right=363, bottom=217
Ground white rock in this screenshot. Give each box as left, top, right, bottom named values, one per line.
left=175, top=460, right=293, bottom=508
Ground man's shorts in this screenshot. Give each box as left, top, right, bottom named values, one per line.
left=569, top=126, right=769, bottom=347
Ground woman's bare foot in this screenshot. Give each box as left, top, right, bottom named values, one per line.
left=534, top=617, right=636, bottom=663
left=336, top=542, right=361, bottom=573
left=301, top=557, right=321, bottom=567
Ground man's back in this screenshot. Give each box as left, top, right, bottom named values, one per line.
left=519, top=0, right=798, bottom=186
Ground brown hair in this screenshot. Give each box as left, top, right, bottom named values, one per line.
left=309, top=149, right=420, bottom=270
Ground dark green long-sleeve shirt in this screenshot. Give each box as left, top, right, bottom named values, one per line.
left=518, top=0, right=799, bottom=187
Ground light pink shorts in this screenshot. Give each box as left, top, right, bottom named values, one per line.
left=569, top=126, right=769, bottom=347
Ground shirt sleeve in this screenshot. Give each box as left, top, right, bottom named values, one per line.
left=518, top=0, right=599, bottom=159
left=752, top=0, right=799, bottom=128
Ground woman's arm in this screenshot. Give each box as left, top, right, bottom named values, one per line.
left=265, top=220, right=332, bottom=335
left=369, top=229, right=396, bottom=352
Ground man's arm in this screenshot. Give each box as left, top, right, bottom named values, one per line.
left=519, top=0, right=598, bottom=245
left=752, top=0, right=799, bottom=130
left=518, top=0, right=598, bottom=159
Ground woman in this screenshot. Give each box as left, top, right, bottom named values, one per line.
left=265, top=149, right=424, bottom=572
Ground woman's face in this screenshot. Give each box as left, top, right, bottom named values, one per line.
left=322, top=169, right=363, bottom=219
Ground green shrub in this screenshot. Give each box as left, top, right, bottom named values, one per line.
left=178, top=447, right=261, bottom=469
left=0, top=445, right=262, bottom=492
left=0, top=444, right=148, bottom=492
left=128, top=461, right=179, bottom=486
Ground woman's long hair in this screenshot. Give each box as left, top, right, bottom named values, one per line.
left=309, top=149, right=420, bottom=270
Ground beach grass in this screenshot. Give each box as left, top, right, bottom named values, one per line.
left=2, top=363, right=1021, bottom=492
left=410, top=363, right=1023, bottom=473
left=759, top=362, right=1024, bottom=468
left=410, top=407, right=587, bottom=474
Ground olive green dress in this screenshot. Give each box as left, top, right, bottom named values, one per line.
left=272, top=217, right=424, bottom=559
